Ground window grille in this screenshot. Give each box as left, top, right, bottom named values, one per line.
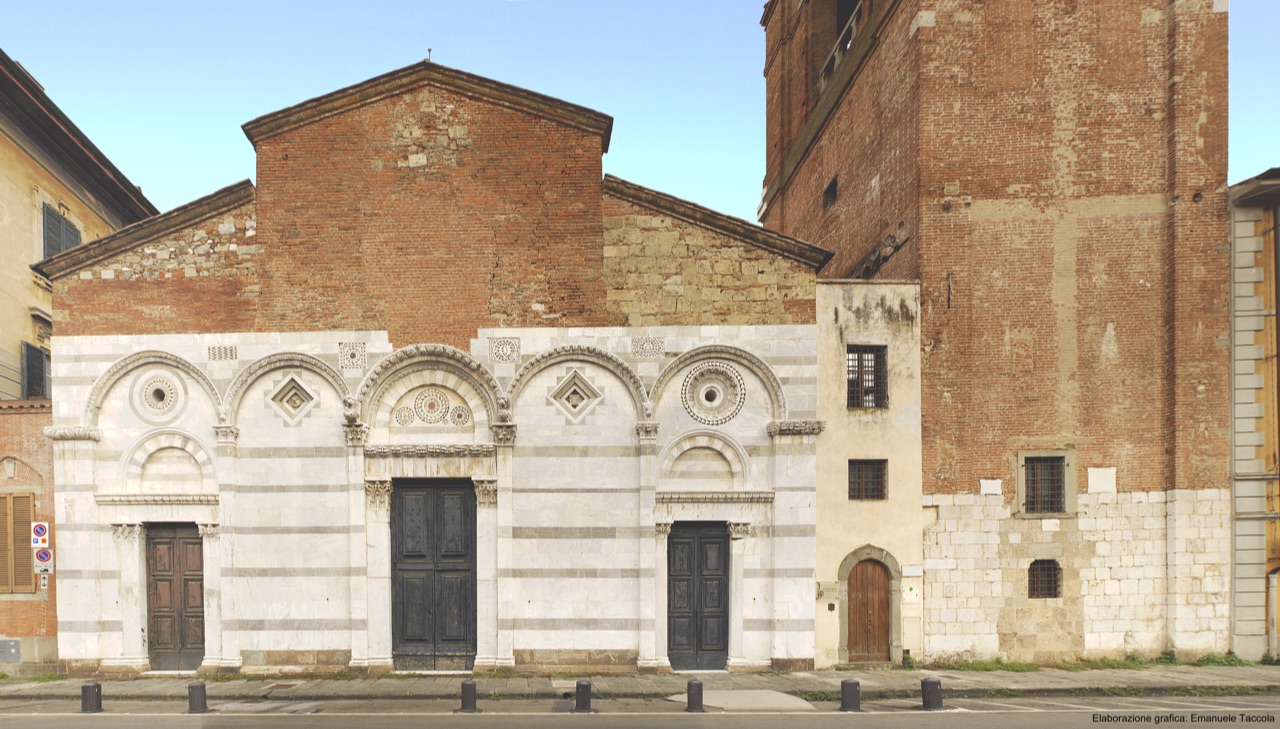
left=846, top=345, right=887, bottom=408
left=848, top=459, right=887, bottom=500
left=1024, top=456, right=1066, bottom=513
left=1028, top=559, right=1061, bottom=599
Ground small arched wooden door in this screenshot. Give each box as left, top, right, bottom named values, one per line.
left=847, top=559, right=891, bottom=662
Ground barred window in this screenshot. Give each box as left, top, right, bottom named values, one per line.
left=848, top=459, right=887, bottom=500
left=1023, top=456, right=1066, bottom=513
left=1028, top=559, right=1061, bottom=599
left=846, top=345, right=887, bottom=408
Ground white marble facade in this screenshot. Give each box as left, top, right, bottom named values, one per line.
left=49, top=324, right=822, bottom=673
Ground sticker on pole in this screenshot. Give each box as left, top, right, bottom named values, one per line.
left=34, top=548, right=53, bottom=574
left=31, top=522, right=49, bottom=548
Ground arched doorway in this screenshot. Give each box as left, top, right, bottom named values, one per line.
left=846, top=559, right=891, bottom=662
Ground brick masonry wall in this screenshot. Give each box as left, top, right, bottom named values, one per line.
left=602, top=195, right=816, bottom=326
left=53, top=201, right=259, bottom=336
left=0, top=401, right=56, bottom=668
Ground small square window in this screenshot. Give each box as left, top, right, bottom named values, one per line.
left=823, top=176, right=839, bottom=209
left=848, top=459, right=887, bottom=500
left=846, top=345, right=887, bottom=408
left=1028, top=559, right=1061, bottom=599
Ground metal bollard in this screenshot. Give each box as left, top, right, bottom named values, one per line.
left=839, top=678, right=861, bottom=712
left=686, top=679, right=705, bottom=713
left=921, top=677, right=943, bottom=711
left=188, top=680, right=208, bottom=714
left=81, top=682, right=103, bottom=713
left=456, top=679, right=481, bottom=714
left=573, top=679, right=593, bottom=713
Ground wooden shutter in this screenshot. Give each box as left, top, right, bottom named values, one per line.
left=62, top=222, right=81, bottom=252
left=43, top=204, right=62, bottom=259
left=10, top=495, right=35, bottom=592
left=0, top=495, right=10, bottom=592
left=22, top=343, right=47, bottom=399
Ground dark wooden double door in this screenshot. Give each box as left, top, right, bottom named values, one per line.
left=147, top=524, right=205, bottom=671
left=847, top=559, right=891, bottom=662
left=391, top=480, right=477, bottom=670
left=668, top=522, right=729, bottom=670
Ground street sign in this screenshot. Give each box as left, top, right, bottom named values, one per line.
left=34, top=548, right=53, bottom=574
left=31, top=522, right=49, bottom=548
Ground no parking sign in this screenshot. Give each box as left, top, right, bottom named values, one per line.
left=34, top=548, right=53, bottom=574
left=31, top=522, right=48, bottom=548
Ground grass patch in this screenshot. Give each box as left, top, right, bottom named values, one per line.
left=1100, top=686, right=1144, bottom=697
left=28, top=673, right=62, bottom=683
left=796, top=690, right=842, bottom=702
left=1154, top=650, right=1178, bottom=665
left=929, top=659, right=1038, bottom=672
left=1193, top=652, right=1251, bottom=667
left=981, top=688, right=1018, bottom=698
left=1173, top=685, right=1261, bottom=697
left=1055, top=653, right=1149, bottom=671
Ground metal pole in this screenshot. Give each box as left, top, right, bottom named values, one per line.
left=187, top=680, right=208, bottom=714
left=457, top=679, right=481, bottom=714
left=686, top=679, right=705, bottom=712
left=573, top=679, right=593, bottom=713
left=921, top=677, right=943, bottom=711
left=839, top=678, right=861, bottom=712
left=80, top=682, right=102, bottom=713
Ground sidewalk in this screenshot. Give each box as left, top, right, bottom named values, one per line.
left=2, top=664, right=1279, bottom=702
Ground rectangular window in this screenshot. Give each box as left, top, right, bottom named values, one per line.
left=0, top=493, right=37, bottom=594
left=1024, top=456, right=1066, bottom=514
left=21, top=343, right=50, bottom=400
left=848, top=459, right=887, bottom=500
left=1028, top=560, right=1062, bottom=599
left=42, top=203, right=81, bottom=259
left=846, top=345, right=887, bottom=408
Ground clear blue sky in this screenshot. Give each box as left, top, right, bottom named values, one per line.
left=1, top=1, right=1275, bottom=221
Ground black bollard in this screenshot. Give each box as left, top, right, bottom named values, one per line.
left=81, top=682, right=102, bottom=713
left=573, top=679, right=593, bottom=713
left=839, top=678, right=861, bottom=712
left=188, top=680, right=208, bottom=714
left=921, top=677, right=943, bottom=711
left=686, top=679, right=705, bottom=713
left=456, top=679, right=481, bottom=714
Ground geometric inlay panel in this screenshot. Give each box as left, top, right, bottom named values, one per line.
left=548, top=368, right=603, bottom=424
left=681, top=361, right=745, bottom=426
left=631, top=336, right=665, bottom=358
left=130, top=368, right=188, bottom=425
left=268, top=375, right=318, bottom=426
left=339, top=342, right=367, bottom=370
left=489, top=337, right=520, bottom=364
left=392, top=386, right=473, bottom=429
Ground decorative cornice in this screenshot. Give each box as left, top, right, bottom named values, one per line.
left=655, top=491, right=775, bottom=504
left=111, top=523, right=144, bottom=541
left=473, top=478, right=497, bottom=507
left=198, top=524, right=220, bottom=539
left=491, top=424, right=517, bottom=446
left=603, top=175, right=832, bottom=270
left=96, top=494, right=219, bottom=506
left=45, top=426, right=102, bottom=442
left=364, top=444, right=496, bottom=458
left=364, top=479, right=392, bottom=510
left=729, top=522, right=751, bottom=540
left=635, top=421, right=660, bottom=439
left=214, top=425, right=240, bottom=444
left=767, top=420, right=826, bottom=436
left=344, top=423, right=370, bottom=447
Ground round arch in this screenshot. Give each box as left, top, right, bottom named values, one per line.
left=356, top=344, right=501, bottom=424
left=657, top=429, right=750, bottom=490
left=84, top=351, right=220, bottom=427
left=506, top=345, right=649, bottom=420
left=222, top=352, right=351, bottom=425
left=651, top=345, right=788, bottom=422
left=121, top=428, right=216, bottom=488
left=837, top=544, right=904, bottom=664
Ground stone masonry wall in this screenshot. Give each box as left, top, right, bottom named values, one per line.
left=602, top=195, right=816, bottom=327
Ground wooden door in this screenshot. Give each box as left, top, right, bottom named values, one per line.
left=847, top=559, right=891, bottom=661
left=147, top=524, right=205, bottom=670
left=668, top=522, right=729, bottom=670
left=391, top=480, right=477, bottom=670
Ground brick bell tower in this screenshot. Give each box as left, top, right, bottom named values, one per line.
left=761, top=0, right=1230, bottom=661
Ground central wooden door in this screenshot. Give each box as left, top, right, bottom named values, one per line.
left=391, top=480, right=477, bottom=670
left=668, top=522, right=729, bottom=670
left=847, top=559, right=891, bottom=662
left=147, top=524, right=205, bottom=671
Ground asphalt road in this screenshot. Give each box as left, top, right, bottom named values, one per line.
left=1, top=694, right=1278, bottom=728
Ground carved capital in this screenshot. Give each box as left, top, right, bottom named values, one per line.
left=344, top=423, right=369, bottom=446
left=214, top=425, right=239, bottom=444
left=364, top=479, right=392, bottom=510
left=45, top=426, right=102, bottom=442
left=491, top=423, right=517, bottom=446
left=198, top=523, right=220, bottom=539
left=766, top=419, right=826, bottom=437
left=729, top=522, right=750, bottom=540
left=635, top=421, right=660, bottom=439
left=654, top=522, right=672, bottom=537
left=111, top=523, right=144, bottom=542
left=473, top=478, right=498, bottom=507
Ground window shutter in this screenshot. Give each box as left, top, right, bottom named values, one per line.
left=22, top=343, right=47, bottom=399
left=43, top=204, right=61, bottom=259
left=10, top=495, right=35, bottom=592
left=0, top=495, right=10, bottom=592
left=62, top=222, right=81, bottom=253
